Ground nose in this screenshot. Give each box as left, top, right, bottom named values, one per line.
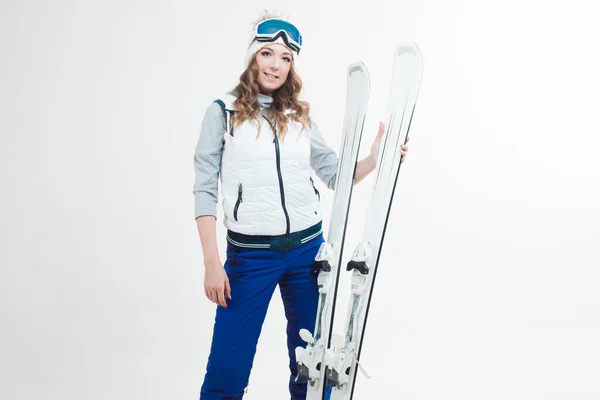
left=268, top=57, right=280, bottom=71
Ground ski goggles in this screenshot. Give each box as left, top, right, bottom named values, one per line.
left=254, top=18, right=303, bottom=53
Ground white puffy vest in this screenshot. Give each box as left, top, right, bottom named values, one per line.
left=218, top=94, right=321, bottom=236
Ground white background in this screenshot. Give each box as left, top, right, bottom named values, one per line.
left=1, top=0, right=599, bottom=399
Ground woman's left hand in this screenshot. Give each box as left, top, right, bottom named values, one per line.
left=370, top=121, right=409, bottom=164
left=355, top=121, right=410, bottom=185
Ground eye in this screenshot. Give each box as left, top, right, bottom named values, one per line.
left=261, top=50, right=271, bottom=57
left=283, top=56, right=291, bottom=62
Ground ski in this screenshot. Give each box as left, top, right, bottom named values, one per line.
left=326, top=42, right=424, bottom=400
left=295, top=61, right=371, bottom=400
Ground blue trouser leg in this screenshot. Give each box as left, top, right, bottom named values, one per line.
left=279, top=235, right=332, bottom=400
left=200, top=245, right=283, bottom=400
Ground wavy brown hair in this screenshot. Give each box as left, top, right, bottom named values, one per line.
left=230, top=12, right=310, bottom=141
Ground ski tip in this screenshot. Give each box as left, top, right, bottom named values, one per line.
left=348, top=61, right=368, bottom=76
left=393, top=42, right=424, bottom=76
left=395, top=42, right=422, bottom=58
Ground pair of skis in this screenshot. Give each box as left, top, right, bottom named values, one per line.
left=295, top=42, right=424, bottom=400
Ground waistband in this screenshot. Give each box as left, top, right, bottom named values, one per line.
left=226, top=222, right=322, bottom=252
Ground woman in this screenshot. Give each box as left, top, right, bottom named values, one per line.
left=193, top=12, right=409, bottom=400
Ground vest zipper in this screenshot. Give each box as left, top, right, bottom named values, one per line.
left=261, top=114, right=291, bottom=250
left=234, top=183, right=243, bottom=221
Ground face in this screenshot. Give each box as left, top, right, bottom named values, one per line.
left=254, top=44, right=293, bottom=96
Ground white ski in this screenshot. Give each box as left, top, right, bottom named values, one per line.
left=327, top=42, right=424, bottom=400
left=295, top=61, right=371, bottom=400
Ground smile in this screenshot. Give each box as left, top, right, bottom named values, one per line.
left=264, top=72, right=278, bottom=80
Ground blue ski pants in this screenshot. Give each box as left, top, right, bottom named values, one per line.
left=200, top=234, right=332, bottom=400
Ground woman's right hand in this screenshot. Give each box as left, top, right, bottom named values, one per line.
left=204, top=259, right=231, bottom=307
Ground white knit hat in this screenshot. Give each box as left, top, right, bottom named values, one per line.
left=244, top=18, right=301, bottom=67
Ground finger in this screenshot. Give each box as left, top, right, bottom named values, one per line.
left=377, top=121, right=385, bottom=138
left=213, top=289, right=227, bottom=306
left=208, top=286, right=220, bottom=303
left=404, top=136, right=410, bottom=145
left=207, top=289, right=216, bottom=304
left=224, top=278, right=232, bottom=300
left=206, top=284, right=216, bottom=300
left=217, top=288, right=227, bottom=308
left=400, top=154, right=407, bottom=163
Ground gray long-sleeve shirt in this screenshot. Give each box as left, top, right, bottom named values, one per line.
left=193, top=94, right=339, bottom=218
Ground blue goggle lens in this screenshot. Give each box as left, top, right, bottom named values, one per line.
left=256, top=19, right=302, bottom=49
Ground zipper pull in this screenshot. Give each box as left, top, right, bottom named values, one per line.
left=238, top=183, right=243, bottom=202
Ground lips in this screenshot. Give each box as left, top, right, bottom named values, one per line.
left=264, top=72, right=278, bottom=80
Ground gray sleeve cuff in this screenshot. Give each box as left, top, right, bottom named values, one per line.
left=194, top=192, right=218, bottom=219
left=327, top=174, right=337, bottom=191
